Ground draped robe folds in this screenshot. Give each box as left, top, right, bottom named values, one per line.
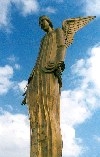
left=26, top=28, right=66, bottom=157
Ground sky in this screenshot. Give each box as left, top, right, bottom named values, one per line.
left=0, top=0, right=100, bottom=157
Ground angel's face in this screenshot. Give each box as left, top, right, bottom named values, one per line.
left=40, top=19, right=50, bottom=32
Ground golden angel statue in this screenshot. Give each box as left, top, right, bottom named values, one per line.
left=22, top=15, right=96, bottom=157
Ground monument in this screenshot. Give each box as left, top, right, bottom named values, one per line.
left=22, top=15, right=96, bottom=157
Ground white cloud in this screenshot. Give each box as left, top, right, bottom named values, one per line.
left=60, top=44, right=100, bottom=157
left=14, top=64, right=20, bottom=70
left=83, top=0, right=100, bottom=16
left=94, top=135, right=100, bottom=142
left=0, top=63, right=27, bottom=95
left=72, top=44, right=100, bottom=106
left=86, top=46, right=100, bottom=89
left=0, top=65, right=13, bottom=95
left=52, top=0, right=64, bottom=3
left=43, top=7, right=57, bottom=14
left=7, top=55, right=16, bottom=62
left=7, top=55, right=20, bottom=70
left=61, top=90, right=91, bottom=127
left=0, top=110, right=30, bottom=157
left=13, top=0, right=39, bottom=16
left=0, top=0, right=39, bottom=29
left=61, top=124, right=83, bottom=157
left=61, top=91, right=86, bottom=157
left=18, top=80, right=27, bottom=92
left=0, top=0, right=61, bottom=30
left=0, top=0, right=11, bottom=29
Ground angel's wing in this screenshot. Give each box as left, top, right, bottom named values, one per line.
left=62, top=16, right=96, bottom=48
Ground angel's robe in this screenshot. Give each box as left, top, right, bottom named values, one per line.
left=26, top=28, right=66, bottom=157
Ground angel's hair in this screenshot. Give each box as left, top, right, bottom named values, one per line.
left=39, top=15, right=53, bottom=28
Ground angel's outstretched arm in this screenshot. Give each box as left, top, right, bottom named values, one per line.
left=56, top=28, right=66, bottom=65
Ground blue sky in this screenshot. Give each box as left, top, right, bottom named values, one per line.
left=0, top=0, right=100, bottom=157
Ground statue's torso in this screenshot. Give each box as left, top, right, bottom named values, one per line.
left=35, top=29, right=57, bottom=70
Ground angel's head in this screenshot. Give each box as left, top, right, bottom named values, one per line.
left=39, top=15, right=54, bottom=33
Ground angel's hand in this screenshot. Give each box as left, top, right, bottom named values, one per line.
left=56, top=61, right=65, bottom=72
